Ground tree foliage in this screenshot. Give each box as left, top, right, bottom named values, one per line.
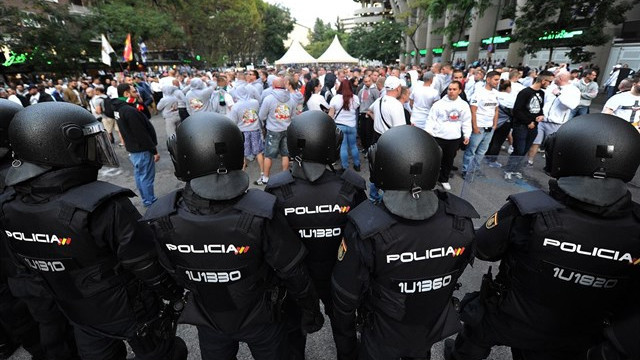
left=259, top=3, right=295, bottom=62
left=306, top=18, right=349, bottom=58
left=95, top=1, right=185, bottom=59
left=0, top=1, right=100, bottom=73
left=0, top=0, right=295, bottom=72
left=346, top=20, right=404, bottom=63
left=512, top=0, right=640, bottom=63
left=406, top=0, right=492, bottom=58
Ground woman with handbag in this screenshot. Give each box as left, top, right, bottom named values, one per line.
left=329, top=79, right=361, bottom=171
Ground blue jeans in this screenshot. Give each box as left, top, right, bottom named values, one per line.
left=337, top=124, right=360, bottom=169
left=605, top=85, right=616, bottom=100
left=462, top=128, right=494, bottom=173
left=568, top=105, right=589, bottom=120
left=506, top=124, right=537, bottom=172
left=369, top=182, right=382, bottom=203
left=129, top=151, right=157, bottom=207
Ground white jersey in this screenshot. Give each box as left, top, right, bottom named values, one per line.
left=410, top=85, right=440, bottom=129
left=469, top=86, right=499, bottom=127
left=369, top=96, right=406, bottom=135
left=604, top=91, right=640, bottom=123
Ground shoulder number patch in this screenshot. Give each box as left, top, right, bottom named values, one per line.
left=485, top=212, right=498, bottom=229
left=337, top=238, right=348, bottom=261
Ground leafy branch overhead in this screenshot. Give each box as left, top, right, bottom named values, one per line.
left=512, top=0, right=640, bottom=63
left=306, top=18, right=350, bottom=58
left=404, top=0, right=492, bottom=50
left=0, top=0, right=296, bottom=72
left=346, top=20, right=404, bottom=63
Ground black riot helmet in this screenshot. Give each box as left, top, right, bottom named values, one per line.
left=167, top=112, right=248, bottom=200
left=369, top=125, right=442, bottom=192
left=6, top=102, right=119, bottom=186
left=0, top=99, right=23, bottom=159
left=287, top=110, right=342, bottom=165
left=545, top=114, right=640, bottom=182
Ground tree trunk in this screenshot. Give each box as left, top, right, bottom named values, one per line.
left=547, top=47, right=554, bottom=69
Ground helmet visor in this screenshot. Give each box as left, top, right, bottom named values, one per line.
left=84, top=122, right=120, bottom=167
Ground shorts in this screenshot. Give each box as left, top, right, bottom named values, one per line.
left=101, top=116, right=119, bottom=134
left=533, top=122, right=562, bottom=145
left=243, top=130, right=265, bottom=157
left=264, top=130, right=288, bottom=159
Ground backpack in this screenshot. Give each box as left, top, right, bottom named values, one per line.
left=102, top=96, right=115, bottom=119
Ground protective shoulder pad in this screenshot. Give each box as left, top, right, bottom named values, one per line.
left=508, top=190, right=564, bottom=215
left=347, top=201, right=396, bottom=239
left=234, top=189, right=276, bottom=219
left=141, top=190, right=180, bottom=221
left=62, top=181, right=135, bottom=213
left=437, top=191, right=480, bottom=219
left=341, top=169, right=366, bottom=190
left=264, top=171, right=295, bottom=190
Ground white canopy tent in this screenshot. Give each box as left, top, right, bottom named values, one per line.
left=316, top=36, right=359, bottom=63
left=274, top=40, right=317, bottom=65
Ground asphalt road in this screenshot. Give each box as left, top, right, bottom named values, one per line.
left=9, top=94, right=639, bottom=360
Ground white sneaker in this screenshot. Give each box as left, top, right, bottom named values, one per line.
left=441, top=182, right=451, bottom=191
left=507, top=146, right=514, bottom=154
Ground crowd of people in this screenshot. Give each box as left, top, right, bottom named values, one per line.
left=0, top=57, right=639, bottom=360
left=1, top=61, right=639, bottom=208
left=1, top=61, right=639, bottom=203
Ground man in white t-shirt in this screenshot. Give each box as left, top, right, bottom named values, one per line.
left=462, top=71, right=500, bottom=178
left=106, top=79, right=119, bottom=99
left=465, top=68, right=485, bottom=99
left=603, top=74, right=640, bottom=124
left=410, top=72, right=440, bottom=129
left=367, top=76, right=406, bottom=138
left=508, top=70, right=525, bottom=96
left=158, top=69, right=176, bottom=88
left=528, top=70, right=580, bottom=165
left=366, top=76, right=406, bottom=202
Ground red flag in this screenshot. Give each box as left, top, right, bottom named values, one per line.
left=123, top=33, right=133, bottom=62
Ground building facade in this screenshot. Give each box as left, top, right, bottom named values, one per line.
left=365, top=0, right=640, bottom=72
left=341, top=0, right=394, bottom=32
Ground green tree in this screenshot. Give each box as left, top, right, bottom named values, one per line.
left=405, top=0, right=492, bottom=62
left=306, top=18, right=349, bottom=58
left=347, top=20, right=403, bottom=63
left=0, top=1, right=100, bottom=74
left=95, top=1, right=185, bottom=63
left=258, top=2, right=295, bottom=63
left=512, top=0, right=640, bottom=64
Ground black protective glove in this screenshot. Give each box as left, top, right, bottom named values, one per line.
left=121, top=255, right=184, bottom=303
left=301, top=308, right=324, bottom=335
left=297, top=290, right=324, bottom=334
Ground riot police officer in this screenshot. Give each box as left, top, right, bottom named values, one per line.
left=447, top=114, right=640, bottom=360
left=588, top=310, right=639, bottom=360
left=0, top=99, right=80, bottom=360
left=142, top=112, right=324, bottom=360
left=265, top=110, right=367, bottom=359
left=331, top=125, right=479, bottom=360
left=0, top=99, right=47, bottom=359
left=1, top=102, right=186, bottom=360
